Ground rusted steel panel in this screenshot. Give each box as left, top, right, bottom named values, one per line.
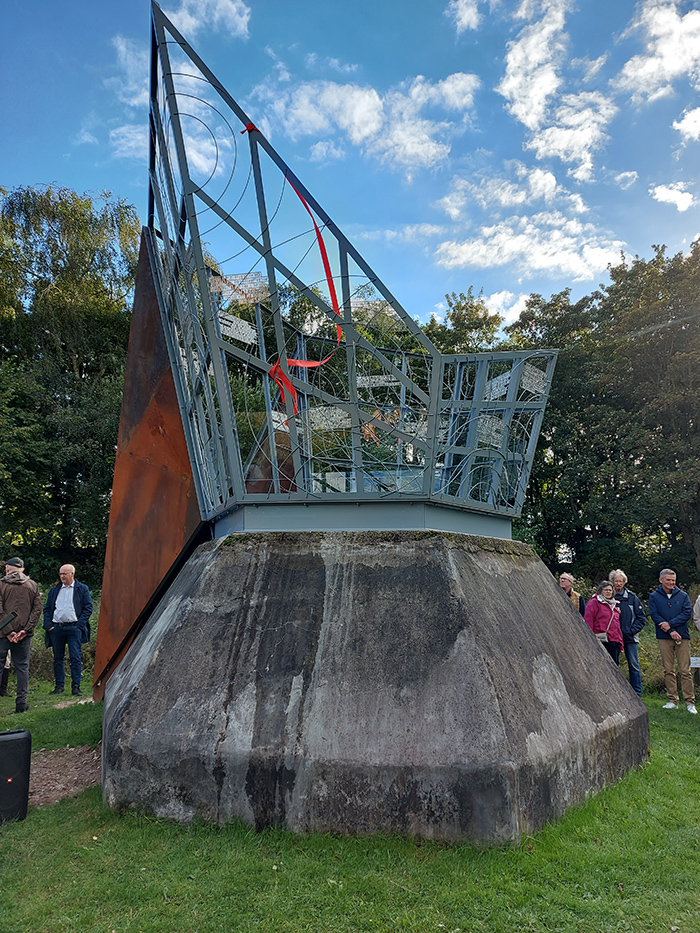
left=93, top=232, right=202, bottom=699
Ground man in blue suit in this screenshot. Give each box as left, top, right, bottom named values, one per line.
left=43, top=564, right=93, bottom=697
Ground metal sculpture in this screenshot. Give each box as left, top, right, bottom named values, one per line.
left=146, top=1, right=556, bottom=536
left=95, top=3, right=557, bottom=695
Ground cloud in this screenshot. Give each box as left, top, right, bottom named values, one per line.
left=106, top=36, right=150, bottom=108
left=615, top=170, right=638, bottom=189
left=309, top=140, right=345, bottom=161
left=74, top=126, right=98, bottom=146
left=525, top=91, right=617, bottom=181
left=434, top=210, right=624, bottom=281
left=673, top=106, right=700, bottom=141
left=109, top=124, right=149, bottom=160
left=445, top=0, right=481, bottom=33
left=435, top=163, right=584, bottom=219
left=483, top=290, right=529, bottom=325
left=252, top=72, right=480, bottom=173
left=572, top=54, right=608, bottom=82
left=163, top=0, right=251, bottom=40
left=614, top=0, right=700, bottom=104
left=496, top=4, right=569, bottom=131
left=649, top=182, right=695, bottom=211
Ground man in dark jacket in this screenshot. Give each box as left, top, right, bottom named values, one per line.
left=610, top=569, right=646, bottom=697
left=0, top=557, right=42, bottom=713
left=43, top=564, right=93, bottom=697
left=649, top=568, right=695, bottom=713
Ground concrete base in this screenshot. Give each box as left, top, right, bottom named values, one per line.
left=102, top=531, right=649, bottom=843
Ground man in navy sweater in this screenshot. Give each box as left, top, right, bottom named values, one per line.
left=649, top=568, right=695, bottom=714
left=43, top=564, right=93, bottom=697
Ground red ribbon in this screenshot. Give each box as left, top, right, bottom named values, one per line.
left=241, top=121, right=343, bottom=416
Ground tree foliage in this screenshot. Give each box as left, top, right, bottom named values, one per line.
left=0, top=186, right=139, bottom=581
left=424, top=289, right=503, bottom=353
left=507, top=246, right=700, bottom=591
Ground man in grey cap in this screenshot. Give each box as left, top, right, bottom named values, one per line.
left=0, top=557, right=42, bottom=713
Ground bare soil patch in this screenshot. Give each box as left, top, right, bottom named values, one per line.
left=29, top=744, right=102, bottom=806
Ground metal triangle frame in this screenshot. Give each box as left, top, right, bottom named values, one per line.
left=147, top=0, right=557, bottom=532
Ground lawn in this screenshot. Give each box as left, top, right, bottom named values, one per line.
left=1, top=686, right=699, bottom=933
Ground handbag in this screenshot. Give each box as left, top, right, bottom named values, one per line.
left=595, top=607, right=615, bottom=643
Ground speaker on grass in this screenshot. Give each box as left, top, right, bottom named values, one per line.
left=0, top=729, right=31, bottom=823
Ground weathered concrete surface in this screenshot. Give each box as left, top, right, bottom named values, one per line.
left=102, top=532, right=649, bottom=843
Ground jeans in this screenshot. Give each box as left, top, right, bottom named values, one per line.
left=0, top=635, right=31, bottom=706
left=50, top=625, right=82, bottom=690
left=623, top=640, right=642, bottom=696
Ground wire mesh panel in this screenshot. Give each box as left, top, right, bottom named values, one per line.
left=147, top=2, right=556, bottom=523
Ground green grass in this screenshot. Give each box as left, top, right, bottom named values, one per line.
left=0, top=680, right=102, bottom=749
left=1, top=692, right=700, bottom=932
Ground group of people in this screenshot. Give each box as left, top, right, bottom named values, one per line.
left=559, top=568, right=699, bottom=714
left=0, top=558, right=93, bottom=713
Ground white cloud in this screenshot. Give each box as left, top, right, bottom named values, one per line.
left=75, top=126, right=98, bottom=146
left=435, top=163, right=584, bottom=219
left=252, top=72, right=480, bottom=173
left=496, top=5, right=569, bottom=131
left=615, top=171, right=638, bottom=190
left=106, top=36, right=150, bottom=108
left=525, top=91, right=617, bottom=181
left=402, top=223, right=447, bottom=241
left=495, top=1, right=615, bottom=180
left=614, top=0, right=700, bottom=104
left=309, top=140, right=345, bottom=161
left=109, top=124, right=148, bottom=161
left=434, top=211, right=624, bottom=281
left=164, top=0, right=250, bottom=40
left=649, top=182, right=695, bottom=211
left=572, top=54, right=608, bottom=82
left=673, top=106, right=700, bottom=141
left=484, top=290, right=529, bottom=325
left=445, top=0, right=481, bottom=33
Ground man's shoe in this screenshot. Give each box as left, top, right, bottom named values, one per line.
left=14, top=702, right=28, bottom=713
left=662, top=701, right=678, bottom=709
left=49, top=687, right=64, bottom=695
left=687, top=703, right=697, bottom=715
left=71, top=686, right=83, bottom=696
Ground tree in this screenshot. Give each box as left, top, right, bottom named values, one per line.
left=506, top=247, right=700, bottom=589
left=0, top=186, right=140, bottom=575
left=424, top=289, right=503, bottom=353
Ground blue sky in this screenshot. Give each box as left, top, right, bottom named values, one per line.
left=3, top=0, right=700, bottom=324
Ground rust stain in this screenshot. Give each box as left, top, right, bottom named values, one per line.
left=93, top=232, right=203, bottom=699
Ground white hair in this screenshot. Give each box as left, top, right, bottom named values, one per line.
left=609, top=569, right=627, bottom=585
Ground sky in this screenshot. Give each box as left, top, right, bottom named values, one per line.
left=3, top=0, right=700, bottom=325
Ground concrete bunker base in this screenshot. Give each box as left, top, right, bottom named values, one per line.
left=102, top=531, right=649, bottom=843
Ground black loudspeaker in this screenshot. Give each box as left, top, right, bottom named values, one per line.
left=0, top=729, right=31, bottom=823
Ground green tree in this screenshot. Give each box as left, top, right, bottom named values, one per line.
left=424, top=289, right=503, bottom=353
left=0, top=186, right=140, bottom=574
left=507, top=248, right=700, bottom=589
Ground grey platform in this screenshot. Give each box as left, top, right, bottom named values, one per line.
left=102, top=531, right=648, bottom=843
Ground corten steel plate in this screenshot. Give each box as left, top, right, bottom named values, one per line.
left=93, top=233, right=203, bottom=699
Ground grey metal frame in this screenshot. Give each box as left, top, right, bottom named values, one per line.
left=147, top=1, right=557, bottom=527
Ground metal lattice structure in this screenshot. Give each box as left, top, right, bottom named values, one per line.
left=147, top=2, right=556, bottom=534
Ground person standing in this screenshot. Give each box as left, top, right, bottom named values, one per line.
left=559, top=572, right=586, bottom=616
left=649, top=568, right=695, bottom=714
left=694, top=593, right=700, bottom=632
left=43, top=564, right=93, bottom=697
left=609, top=569, right=646, bottom=697
left=0, top=557, right=42, bottom=713
left=0, top=649, right=11, bottom=696
left=584, top=581, right=624, bottom=665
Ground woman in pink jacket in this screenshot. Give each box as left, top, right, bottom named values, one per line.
left=584, top=580, right=623, bottom=665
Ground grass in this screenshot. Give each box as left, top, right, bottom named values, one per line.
left=1, top=688, right=700, bottom=932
